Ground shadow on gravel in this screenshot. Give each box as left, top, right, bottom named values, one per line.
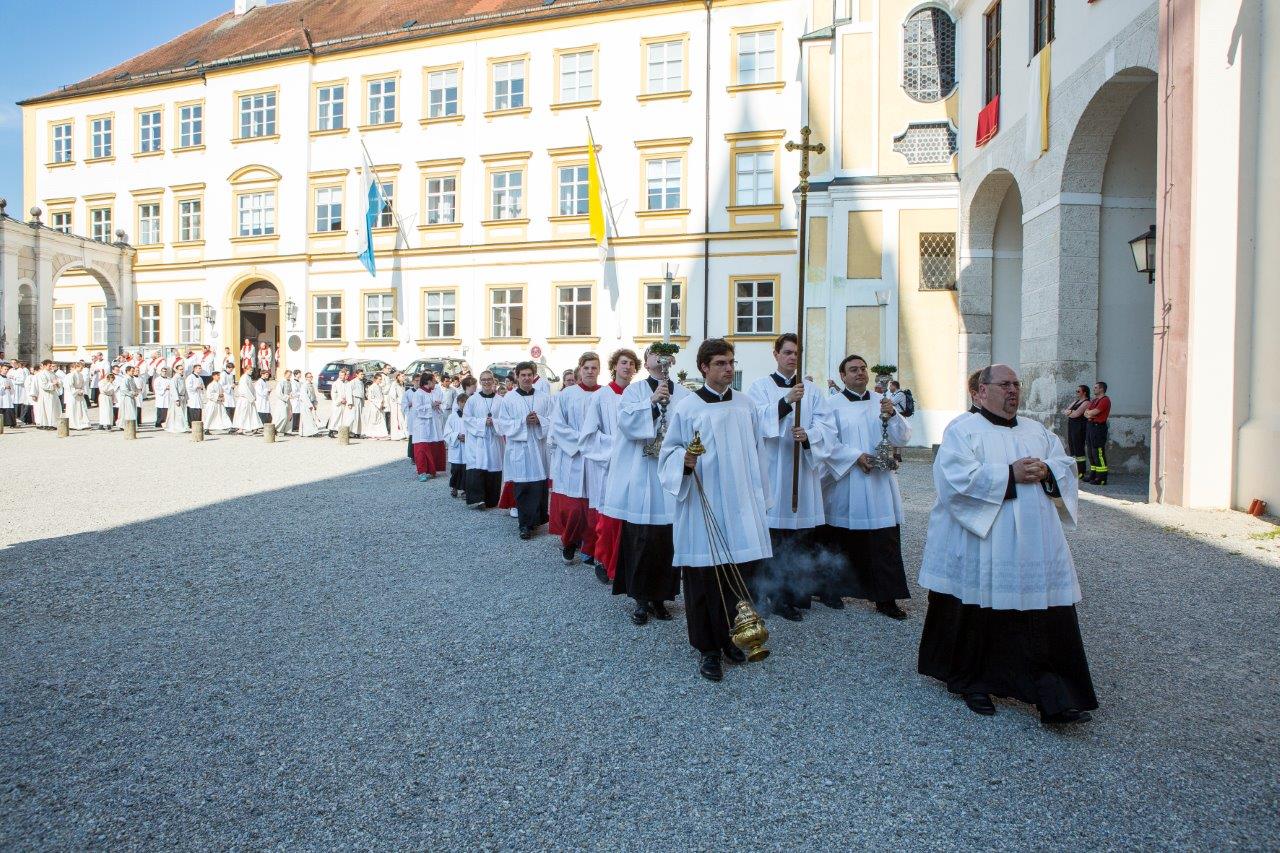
left=1, top=456, right=1277, bottom=850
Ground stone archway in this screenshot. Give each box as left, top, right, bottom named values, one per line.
left=224, top=273, right=285, bottom=372
left=957, top=168, right=1023, bottom=376
left=16, top=282, right=36, bottom=364
left=51, top=259, right=125, bottom=357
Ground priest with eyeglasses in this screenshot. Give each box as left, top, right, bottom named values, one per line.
left=916, top=364, right=1097, bottom=725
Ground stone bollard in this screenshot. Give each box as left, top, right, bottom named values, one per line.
left=58, top=417, right=70, bottom=437
left=338, top=425, right=350, bottom=445
left=0, top=417, right=6, bottom=435
left=124, top=420, right=137, bottom=440
left=264, top=422, right=276, bottom=443
left=192, top=420, right=204, bottom=442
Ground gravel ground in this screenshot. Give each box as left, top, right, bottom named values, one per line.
left=2, top=416, right=1278, bottom=850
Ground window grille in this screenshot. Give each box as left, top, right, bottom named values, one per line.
left=892, top=122, right=957, bottom=164
left=903, top=8, right=956, bottom=103
left=919, top=232, right=957, bottom=291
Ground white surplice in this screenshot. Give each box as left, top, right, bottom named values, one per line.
left=600, top=376, right=690, bottom=526
left=493, top=389, right=553, bottom=483
left=747, top=374, right=834, bottom=530
left=36, top=370, right=64, bottom=426
left=202, top=381, right=234, bottom=431
left=820, top=390, right=912, bottom=530
left=918, top=412, right=1082, bottom=610
left=445, top=408, right=466, bottom=464
left=361, top=381, right=389, bottom=439
left=405, top=387, right=445, bottom=443
left=386, top=382, right=407, bottom=440
left=549, top=384, right=598, bottom=499
left=66, top=370, right=92, bottom=430
left=462, top=392, right=504, bottom=472
left=580, top=383, right=625, bottom=510
left=270, top=378, right=291, bottom=430
left=117, top=375, right=141, bottom=423
left=97, top=378, right=117, bottom=428
left=232, top=375, right=259, bottom=432
left=658, top=388, right=772, bottom=567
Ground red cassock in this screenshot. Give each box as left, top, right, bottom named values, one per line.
left=498, top=481, right=516, bottom=509
left=594, top=513, right=623, bottom=580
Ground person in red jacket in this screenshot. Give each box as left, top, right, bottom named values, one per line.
left=1083, top=381, right=1111, bottom=485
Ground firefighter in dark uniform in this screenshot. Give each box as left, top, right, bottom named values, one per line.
left=1083, top=381, right=1111, bottom=485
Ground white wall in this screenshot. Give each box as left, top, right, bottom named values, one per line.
left=990, top=184, right=1022, bottom=368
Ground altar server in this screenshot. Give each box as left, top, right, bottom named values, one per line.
left=747, top=332, right=834, bottom=621
left=326, top=369, right=349, bottom=435
left=36, top=361, right=63, bottom=429
left=0, top=364, right=16, bottom=428
left=253, top=370, right=271, bottom=425
left=462, top=371, right=505, bottom=508
left=917, top=364, right=1097, bottom=725
left=550, top=353, right=601, bottom=565
left=117, top=366, right=142, bottom=426
left=10, top=362, right=31, bottom=424
left=271, top=370, right=292, bottom=434
left=362, top=374, right=389, bottom=440
left=818, top=354, right=912, bottom=618
left=407, top=372, right=446, bottom=480
left=387, top=373, right=408, bottom=440
left=165, top=371, right=189, bottom=434
left=445, top=392, right=469, bottom=496
left=65, top=362, right=92, bottom=430
left=494, top=362, right=555, bottom=539
left=296, top=373, right=323, bottom=438
left=347, top=370, right=367, bottom=438
left=659, top=339, right=772, bottom=683
left=203, top=372, right=234, bottom=432
left=152, top=367, right=174, bottom=428
left=97, top=372, right=117, bottom=429
left=580, top=349, right=637, bottom=584
left=232, top=369, right=260, bottom=433
left=600, top=345, right=689, bottom=625
left=185, top=368, right=205, bottom=425
left=220, top=370, right=237, bottom=421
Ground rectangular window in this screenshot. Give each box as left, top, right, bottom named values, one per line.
left=647, top=40, right=684, bottom=93
left=426, top=176, right=457, bottom=224
left=559, top=51, right=594, bottom=103
left=424, top=291, right=457, bottom=338
left=317, top=84, right=345, bottom=131
left=1033, top=0, right=1054, bottom=54
left=91, top=117, right=113, bottom=159
left=137, top=203, right=160, bottom=245
left=138, top=304, right=160, bottom=345
left=919, top=232, right=958, bottom=290
left=314, top=295, right=342, bottom=340
left=556, top=285, right=593, bottom=337
left=52, top=123, right=73, bottom=163
left=734, top=278, right=776, bottom=335
left=984, top=2, right=1002, bottom=103
left=314, top=186, right=343, bottom=232
left=644, top=281, right=682, bottom=336
left=51, top=211, right=72, bottom=234
left=364, top=292, right=394, bottom=339
left=427, top=69, right=459, bottom=118
left=91, top=306, right=107, bottom=346
left=490, top=287, right=524, bottom=337
left=237, top=192, right=276, bottom=237
left=239, top=91, right=277, bottom=138
left=645, top=158, right=682, bottom=210
left=138, top=110, right=162, bottom=153
left=178, top=103, right=203, bottom=147
left=734, top=151, right=775, bottom=206
left=90, top=207, right=113, bottom=242
left=178, top=301, right=202, bottom=345
left=376, top=182, right=395, bottom=228
left=492, top=59, right=526, bottom=111
left=737, top=30, right=777, bottom=85
left=54, top=307, right=73, bottom=347
left=558, top=165, right=589, bottom=216
left=490, top=170, right=523, bottom=220
left=178, top=199, right=202, bottom=242
left=367, top=78, right=397, bottom=125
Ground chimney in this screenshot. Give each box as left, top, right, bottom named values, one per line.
left=234, top=0, right=266, bottom=15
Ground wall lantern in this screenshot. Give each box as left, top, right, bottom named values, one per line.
left=285, top=298, right=299, bottom=329
left=202, top=305, right=216, bottom=327
left=1129, top=224, right=1156, bottom=284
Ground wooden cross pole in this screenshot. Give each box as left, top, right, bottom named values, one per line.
left=784, top=126, right=825, bottom=513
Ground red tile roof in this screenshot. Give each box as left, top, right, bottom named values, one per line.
left=21, top=0, right=675, bottom=105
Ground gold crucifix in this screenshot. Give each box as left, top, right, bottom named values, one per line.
left=784, top=126, right=825, bottom=513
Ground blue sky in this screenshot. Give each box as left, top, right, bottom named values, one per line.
left=0, top=0, right=245, bottom=208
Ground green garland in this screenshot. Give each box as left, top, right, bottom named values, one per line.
left=650, top=342, right=681, bottom=357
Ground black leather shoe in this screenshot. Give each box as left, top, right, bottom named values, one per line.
left=775, top=602, right=803, bottom=622
left=562, top=544, right=577, bottom=565
left=964, top=693, right=996, bottom=716
left=819, top=594, right=845, bottom=610
left=699, top=653, right=723, bottom=682
left=722, top=644, right=746, bottom=665
left=594, top=562, right=609, bottom=584
left=876, top=601, right=908, bottom=620
left=1041, top=709, right=1093, bottom=725
left=630, top=603, right=649, bottom=626
left=649, top=602, right=673, bottom=621
left=519, top=528, right=532, bottom=540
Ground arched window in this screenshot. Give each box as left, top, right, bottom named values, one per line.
left=903, top=7, right=956, bottom=103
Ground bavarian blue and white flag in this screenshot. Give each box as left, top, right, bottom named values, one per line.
left=357, top=143, right=385, bottom=277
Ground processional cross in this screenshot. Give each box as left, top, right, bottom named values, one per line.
left=784, top=127, right=825, bottom=512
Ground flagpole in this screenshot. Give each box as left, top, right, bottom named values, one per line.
left=584, top=116, right=621, bottom=240
left=359, top=138, right=412, bottom=247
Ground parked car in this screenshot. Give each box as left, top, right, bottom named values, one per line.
left=400, top=356, right=470, bottom=385
left=486, top=361, right=561, bottom=388
left=317, top=358, right=394, bottom=397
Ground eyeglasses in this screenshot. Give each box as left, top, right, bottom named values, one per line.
left=708, top=359, right=737, bottom=368
left=986, top=381, right=1021, bottom=390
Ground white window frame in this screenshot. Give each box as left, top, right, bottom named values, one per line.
left=238, top=91, right=277, bottom=139
left=178, top=301, right=202, bottom=345
left=90, top=207, right=113, bottom=242
left=558, top=165, right=589, bottom=216
left=556, top=284, right=593, bottom=337
left=427, top=69, right=459, bottom=118
left=53, top=307, right=73, bottom=347
left=364, top=292, right=395, bottom=339
left=426, top=175, right=457, bottom=224
left=558, top=51, right=594, bottom=103
left=314, top=186, right=343, bottom=233
left=178, top=103, right=203, bottom=148
left=490, top=170, right=523, bottom=220
left=367, top=78, right=397, bottom=125
left=237, top=191, right=276, bottom=237
left=317, top=84, right=345, bottom=131
left=734, top=151, right=775, bottom=206
left=645, top=158, right=682, bottom=210
left=644, top=281, right=682, bottom=336
left=490, top=287, right=524, bottom=338
left=736, top=29, right=777, bottom=85
left=137, top=203, right=161, bottom=245
left=91, top=117, right=113, bottom=159
left=424, top=290, right=457, bottom=339
left=376, top=182, right=395, bottom=228
left=51, top=211, right=72, bottom=234
left=52, top=123, right=73, bottom=163
left=178, top=198, right=202, bottom=242
left=138, top=304, right=160, bottom=346
left=734, top=278, right=777, bottom=336
left=138, top=110, right=162, bottom=153
left=91, top=305, right=107, bottom=347
left=492, top=59, right=526, bottom=111
left=314, top=294, right=343, bottom=341
left=647, top=40, right=684, bottom=93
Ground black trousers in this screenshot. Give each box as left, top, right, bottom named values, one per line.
left=1085, top=422, right=1109, bottom=478
left=258, top=412, right=271, bottom=425
left=1, top=408, right=14, bottom=427
left=615, top=521, right=679, bottom=603
left=514, top=481, right=549, bottom=532
left=759, top=528, right=820, bottom=609
left=225, top=406, right=235, bottom=420
left=407, top=436, right=414, bottom=459
left=155, top=407, right=167, bottom=428
left=465, top=469, right=503, bottom=507
left=449, top=462, right=466, bottom=490
left=292, top=413, right=301, bottom=432
left=16, top=403, right=30, bottom=424
left=816, top=524, right=910, bottom=603
left=682, top=560, right=760, bottom=654
left=1067, top=419, right=1088, bottom=476
left=90, top=389, right=99, bottom=407
left=187, top=406, right=202, bottom=423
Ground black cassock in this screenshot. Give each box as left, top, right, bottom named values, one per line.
left=613, top=521, right=679, bottom=603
